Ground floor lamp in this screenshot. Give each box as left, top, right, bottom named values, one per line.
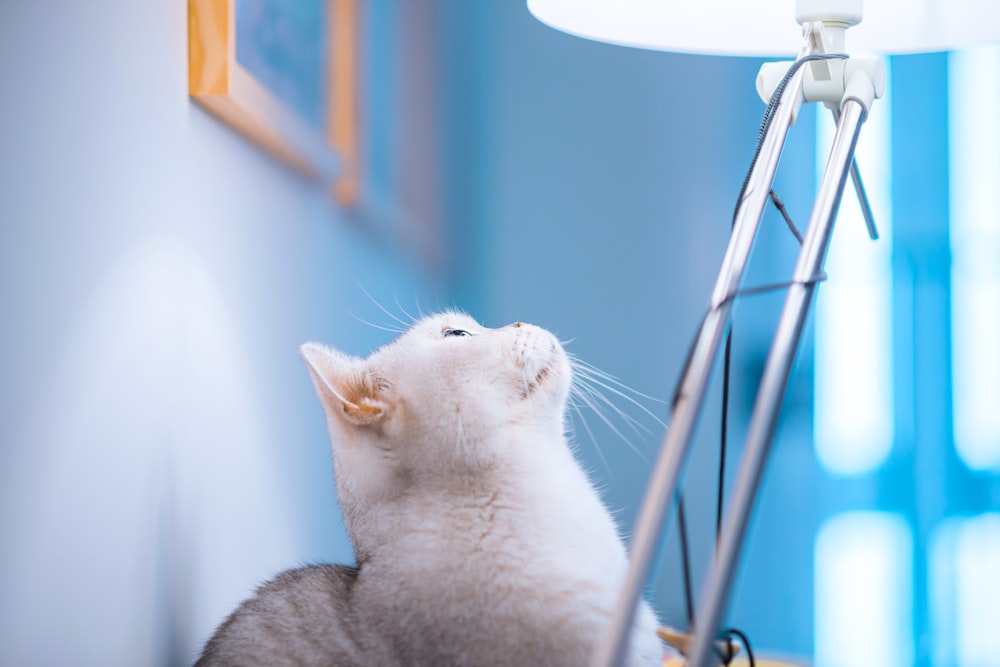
left=526, top=1, right=1000, bottom=666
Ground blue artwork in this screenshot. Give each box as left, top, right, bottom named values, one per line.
left=235, top=0, right=327, bottom=130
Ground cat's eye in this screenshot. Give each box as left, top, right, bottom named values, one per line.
left=442, top=328, right=471, bottom=338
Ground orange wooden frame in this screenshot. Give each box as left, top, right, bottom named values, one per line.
left=188, top=0, right=359, bottom=205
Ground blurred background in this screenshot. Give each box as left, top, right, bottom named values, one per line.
left=1, top=1, right=997, bottom=665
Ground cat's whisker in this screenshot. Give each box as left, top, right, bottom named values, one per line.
left=571, top=358, right=666, bottom=405
left=573, top=384, right=655, bottom=451
left=568, top=356, right=626, bottom=381
left=572, top=371, right=666, bottom=429
left=570, top=360, right=667, bottom=436
left=571, top=360, right=662, bottom=403
left=573, top=377, right=653, bottom=438
left=393, top=294, right=419, bottom=327
left=455, top=409, right=467, bottom=457
left=411, top=293, right=426, bottom=318
left=569, top=401, right=614, bottom=480
left=351, top=313, right=407, bottom=335
left=357, top=283, right=414, bottom=330
left=569, top=385, right=650, bottom=464
left=570, top=362, right=660, bottom=424
left=572, top=391, right=648, bottom=464
left=561, top=354, right=669, bottom=467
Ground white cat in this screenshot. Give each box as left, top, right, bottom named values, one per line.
left=197, top=312, right=663, bottom=666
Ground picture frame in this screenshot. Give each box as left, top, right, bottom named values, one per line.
left=188, top=0, right=359, bottom=205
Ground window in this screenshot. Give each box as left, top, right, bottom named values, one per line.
left=813, top=46, right=1000, bottom=666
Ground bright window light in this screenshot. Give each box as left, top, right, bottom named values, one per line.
left=930, top=514, right=1000, bottom=666
left=814, top=61, right=894, bottom=476
left=949, top=45, right=1000, bottom=471
left=815, top=512, right=913, bottom=667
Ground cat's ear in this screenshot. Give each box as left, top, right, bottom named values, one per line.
left=300, top=343, right=389, bottom=426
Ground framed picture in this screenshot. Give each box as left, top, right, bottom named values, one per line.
left=188, top=0, right=359, bottom=204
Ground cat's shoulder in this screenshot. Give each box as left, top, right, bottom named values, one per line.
left=236, top=563, right=358, bottom=611
left=266, top=563, right=359, bottom=592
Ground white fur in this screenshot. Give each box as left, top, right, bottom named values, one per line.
left=300, top=312, right=662, bottom=666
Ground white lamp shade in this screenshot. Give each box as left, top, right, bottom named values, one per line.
left=527, top=0, right=1000, bottom=56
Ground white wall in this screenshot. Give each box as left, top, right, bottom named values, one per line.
left=0, top=1, right=435, bottom=664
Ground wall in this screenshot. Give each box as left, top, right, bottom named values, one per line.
left=1, top=0, right=829, bottom=663
left=0, top=1, right=437, bottom=663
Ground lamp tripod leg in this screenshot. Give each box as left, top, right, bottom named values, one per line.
left=832, top=106, right=879, bottom=240
left=588, top=43, right=816, bottom=667
left=685, top=96, right=870, bottom=667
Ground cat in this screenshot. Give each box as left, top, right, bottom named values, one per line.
left=196, top=311, right=664, bottom=666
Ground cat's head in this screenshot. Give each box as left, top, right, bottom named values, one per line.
left=300, top=312, right=571, bottom=508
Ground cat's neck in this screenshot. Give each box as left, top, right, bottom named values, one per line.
left=351, top=427, right=619, bottom=573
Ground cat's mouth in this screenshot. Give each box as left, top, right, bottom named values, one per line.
left=521, top=352, right=562, bottom=399
left=523, top=365, right=551, bottom=398
left=514, top=328, right=565, bottom=400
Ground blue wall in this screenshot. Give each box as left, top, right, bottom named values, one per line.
left=0, top=0, right=822, bottom=662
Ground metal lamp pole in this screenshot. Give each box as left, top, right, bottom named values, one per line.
left=591, top=11, right=886, bottom=667
left=687, top=76, right=879, bottom=667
